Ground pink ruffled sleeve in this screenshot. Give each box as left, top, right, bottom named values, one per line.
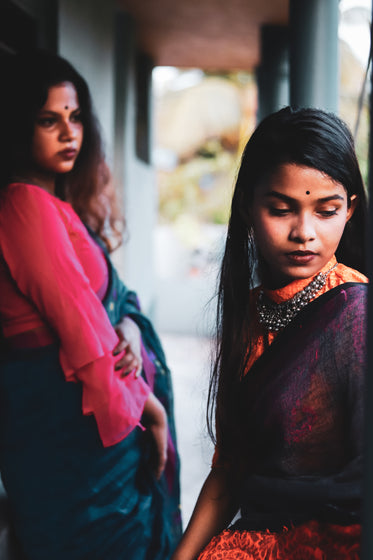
left=0, top=184, right=150, bottom=446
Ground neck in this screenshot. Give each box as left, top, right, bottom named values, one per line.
left=259, top=262, right=291, bottom=290
left=11, top=168, right=56, bottom=195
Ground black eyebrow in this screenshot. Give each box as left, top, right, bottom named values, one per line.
left=37, top=110, right=58, bottom=116
left=37, top=108, right=80, bottom=116
left=264, top=191, right=345, bottom=203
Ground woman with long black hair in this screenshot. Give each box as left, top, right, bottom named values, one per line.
left=172, top=107, right=367, bottom=559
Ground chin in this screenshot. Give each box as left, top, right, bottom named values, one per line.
left=292, top=268, right=323, bottom=281
left=56, top=163, right=75, bottom=174
left=279, top=266, right=320, bottom=284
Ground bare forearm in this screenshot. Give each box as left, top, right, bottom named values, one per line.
left=171, top=466, right=239, bottom=560
left=142, top=392, right=168, bottom=479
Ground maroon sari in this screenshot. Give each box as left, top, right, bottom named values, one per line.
left=200, top=282, right=367, bottom=560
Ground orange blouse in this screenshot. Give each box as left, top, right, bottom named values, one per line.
left=246, top=256, right=368, bottom=372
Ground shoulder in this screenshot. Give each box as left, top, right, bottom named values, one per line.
left=333, top=263, right=368, bottom=285
left=327, top=282, right=368, bottom=310
left=0, top=183, right=79, bottom=250
left=2, top=182, right=52, bottom=199
left=331, top=263, right=368, bottom=314
left=322, top=262, right=368, bottom=310
left=301, top=282, right=367, bottom=338
left=340, top=282, right=368, bottom=308
left=0, top=182, right=58, bottom=213
left=323, top=283, right=368, bottom=338
left=329, top=284, right=367, bottom=373
left=0, top=183, right=76, bottom=227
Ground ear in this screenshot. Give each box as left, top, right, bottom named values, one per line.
left=346, top=194, right=358, bottom=222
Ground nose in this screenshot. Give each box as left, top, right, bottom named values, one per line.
left=289, top=212, right=316, bottom=243
left=59, top=119, right=75, bottom=141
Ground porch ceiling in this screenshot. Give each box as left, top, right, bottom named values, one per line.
left=117, top=0, right=289, bottom=70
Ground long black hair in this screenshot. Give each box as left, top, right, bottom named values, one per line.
left=0, top=49, right=123, bottom=249
left=207, top=106, right=368, bottom=465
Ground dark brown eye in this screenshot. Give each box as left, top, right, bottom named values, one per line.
left=318, top=209, right=338, bottom=217
left=37, top=117, right=56, bottom=127
left=71, top=111, right=82, bottom=123
left=269, top=207, right=290, bottom=216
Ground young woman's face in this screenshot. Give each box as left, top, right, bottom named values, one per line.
left=31, top=81, right=83, bottom=177
left=251, top=163, right=357, bottom=287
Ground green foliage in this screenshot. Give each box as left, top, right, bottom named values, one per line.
left=157, top=142, right=237, bottom=225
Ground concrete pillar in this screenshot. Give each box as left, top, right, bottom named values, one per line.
left=112, top=12, right=157, bottom=317
left=256, top=25, right=289, bottom=122
left=289, top=0, right=339, bottom=111
left=113, top=11, right=133, bottom=188
left=135, top=51, right=154, bottom=163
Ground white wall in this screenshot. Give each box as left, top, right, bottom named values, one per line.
left=58, top=1, right=157, bottom=317
left=58, top=0, right=115, bottom=158
left=119, top=64, right=157, bottom=317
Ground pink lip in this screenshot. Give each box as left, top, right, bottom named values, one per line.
left=58, top=149, right=77, bottom=159
left=286, top=251, right=317, bottom=264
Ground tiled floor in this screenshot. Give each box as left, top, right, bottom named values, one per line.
left=160, top=333, right=215, bottom=528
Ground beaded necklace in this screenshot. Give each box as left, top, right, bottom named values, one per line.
left=257, top=263, right=338, bottom=332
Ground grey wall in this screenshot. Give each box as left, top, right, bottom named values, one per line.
left=58, top=0, right=157, bottom=317
left=118, top=47, right=157, bottom=317
left=58, top=0, right=115, bottom=158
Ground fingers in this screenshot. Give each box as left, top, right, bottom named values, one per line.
left=112, top=335, right=126, bottom=356
left=119, top=358, right=142, bottom=378
left=113, top=323, right=143, bottom=377
left=113, top=339, right=143, bottom=377
left=116, top=354, right=142, bottom=377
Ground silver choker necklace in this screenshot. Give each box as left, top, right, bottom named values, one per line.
left=257, top=263, right=338, bottom=332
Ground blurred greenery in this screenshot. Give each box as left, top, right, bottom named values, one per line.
left=158, top=143, right=238, bottom=225
left=156, top=71, right=253, bottom=225
left=156, top=42, right=371, bottom=225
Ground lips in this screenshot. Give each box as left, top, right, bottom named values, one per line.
left=58, top=148, right=77, bottom=159
left=286, top=251, right=317, bottom=264
left=288, top=251, right=316, bottom=256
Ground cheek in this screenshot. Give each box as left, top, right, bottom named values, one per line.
left=321, top=215, right=348, bottom=246
left=75, top=127, right=84, bottom=152
left=330, top=225, right=348, bottom=250
left=32, top=131, right=51, bottom=156
left=31, top=139, right=43, bottom=164
left=254, top=215, right=286, bottom=249
left=75, top=123, right=83, bottom=140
